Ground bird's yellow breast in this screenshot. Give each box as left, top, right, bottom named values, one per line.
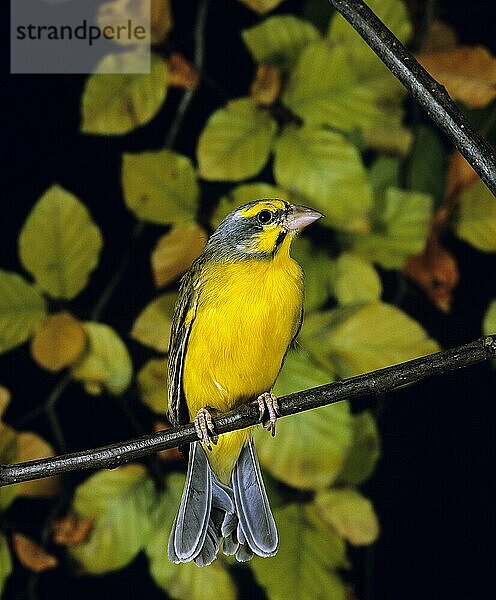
left=182, top=237, right=303, bottom=482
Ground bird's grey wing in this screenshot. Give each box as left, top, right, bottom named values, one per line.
left=168, top=441, right=212, bottom=562
left=232, top=439, right=278, bottom=558
left=167, top=267, right=201, bottom=426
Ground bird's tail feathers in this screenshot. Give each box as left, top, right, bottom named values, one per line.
left=168, top=440, right=278, bottom=566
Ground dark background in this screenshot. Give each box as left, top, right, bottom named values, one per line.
left=2, top=1, right=496, bottom=599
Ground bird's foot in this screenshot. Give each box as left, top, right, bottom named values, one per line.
left=254, top=392, right=280, bottom=437
left=194, top=407, right=217, bottom=450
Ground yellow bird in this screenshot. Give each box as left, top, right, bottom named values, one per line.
left=167, top=199, right=322, bottom=566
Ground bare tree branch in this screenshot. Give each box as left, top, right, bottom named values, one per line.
left=328, top=0, right=496, bottom=197
left=1, top=336, right=494, bottom=488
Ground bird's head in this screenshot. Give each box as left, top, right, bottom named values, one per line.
left=206, top=199, right=323, bottom=261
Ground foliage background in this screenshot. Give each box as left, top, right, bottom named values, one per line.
left=1, top=0, right=496, bottom=599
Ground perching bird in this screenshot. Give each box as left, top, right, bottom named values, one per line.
left=167, top=199, right=322, bottom=566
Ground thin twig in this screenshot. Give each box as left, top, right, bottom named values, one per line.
left=1, top=336, right=494, bottom=488
left=327, top=0, right=496, bottom=197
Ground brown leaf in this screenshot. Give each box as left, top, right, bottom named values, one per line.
left=154, top=421, right=181, bottom=462
left=31, top=312, right=86, bottom=373
left=16, top=432, right=62, bottom=498
left=151, top=223, right=207, bottom=288
left=405, top=237, right=459, bottom=312
left=0, top=385, right=10, bottom=419
left=238, top=0, right=284, bottom=14
left=151, top=0, right=173, bottom=44
left=52, top=514, right=94, bottom=546
left=12, top=533, right=58, bottom=572
left=417, top=45, right=496, bottom=108
left=444, top=150, right=479, bottom=204
left=168, top=53, right=199, bottom=90
left=250, top=65, right=281, bottom=106
left=422, top=19, right=458, bottom=53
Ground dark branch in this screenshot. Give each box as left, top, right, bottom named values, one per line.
left=328, top=0, right=496, bottom=197
left=1, top=336, right=495, bottom=488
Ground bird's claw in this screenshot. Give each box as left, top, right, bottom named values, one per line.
left=194, top=407, right=217, bottom=450
left=254, top=392, right=280, bottom=437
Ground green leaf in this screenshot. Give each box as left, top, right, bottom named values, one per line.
left=19, top=185, right=103, bottom=300
left=273, top=124, right=372, bottom=231
left=0, top=533, right=12, bottom=596
left=131, top=292, right=177, bottom=353
left=339, top=411, right=381, bottom=485
left=251, top=503, right=346, bottom=600
left=292, top=237, right=334, bottom=312
left=0, top=423, right=18, bottom=511
left=197, top=98, right=277, bottom=181
left=69, top=465, right=155, bottom=574
left=146, top=473, right=236, bottom=599
left=137, top=358, right=168, bottom=414
left=122, top=150, right=199, bottom=224
left=369, top=156, right=401, bottom=197
left=242, top=15, right=319, bottom=70
left=282, top=40, right=410, bottom=153
left=0, top=271, right=46, bottom=354
left=239, top=0, right=285, bottom=15
left=455, top=179, right=496, bottom=251
left=483, top=299, right=496, bottom=335
left=341, top=187, right=432, bottom=269
left=211, top=182, right=289, bottom=229
left=314, top=487, right=379, bottom=545
left=72, top=322, right=133, bottom=395
left=255, top=350, right=353, bottom=489
left=333, top=253, right=382, bottom=305
left=301, top=302, right=440, bottom=378
left=407, top=125, right=446, bottom=207
left=81, top=52, right=168, bottom=135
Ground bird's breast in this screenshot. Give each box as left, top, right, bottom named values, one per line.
left=183, top=251, right=303, bottom=417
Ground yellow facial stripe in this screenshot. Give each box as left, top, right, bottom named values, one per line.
left=239, top=199, right=287, bottom=219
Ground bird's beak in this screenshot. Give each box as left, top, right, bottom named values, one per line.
left=287, top=205, right=324, bottom=231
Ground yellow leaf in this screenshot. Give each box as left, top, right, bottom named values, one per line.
left=131, top=292, right=177, bottom=352
left=417, top=46, right=496, bottom=108
left=72, top=323, right=133, bottom=395
left=256, top=350, right=352, bottom=490
left=151, top=223, right=207, bottom=288
left=251, top=503, right=347, bottom=600
left=0, top=271, right=46, bottom=354
left=31, top=312, right=86, bottom=373
left=19, top=185, right=103, bottom=300
left=197, top=98, right=277, bottom=181
left=455, top=179, right=496, bottom=252
left=137, top=358, right=168, bottom=414
left=333, top=253, right=382, bottom=305
left=12, top=533, right=58, bottom=573
left=301, top=302, right=440, bottom=378
left=274, top=124, right=373, bottom=231
left=0, top=386, right=10, bottom=419
left=122, top=149, right=199, bottom=224
left=238, top=0, right=284, bottom=14
left=15, top=432, right=61, bottom=498
left=81, top=52, right=168, bottom=135
left=69, top=465, right=155, bottom=574
left=314, top=488, right=379, bottom=545
left=483, top=300, right=496, bottom=336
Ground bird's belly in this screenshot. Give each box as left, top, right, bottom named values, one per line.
left=183, top=259, right=302, bottom=418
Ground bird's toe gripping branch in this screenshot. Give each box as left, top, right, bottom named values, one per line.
left=255, top=392, right=280, bottom=437
left=194, top=407, right=218, bottom=450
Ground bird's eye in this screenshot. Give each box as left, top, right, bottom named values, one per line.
left=257, top=210, right=274, bottom=225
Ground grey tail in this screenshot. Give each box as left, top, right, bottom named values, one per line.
left=168, top=439, right=278, bottom=566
